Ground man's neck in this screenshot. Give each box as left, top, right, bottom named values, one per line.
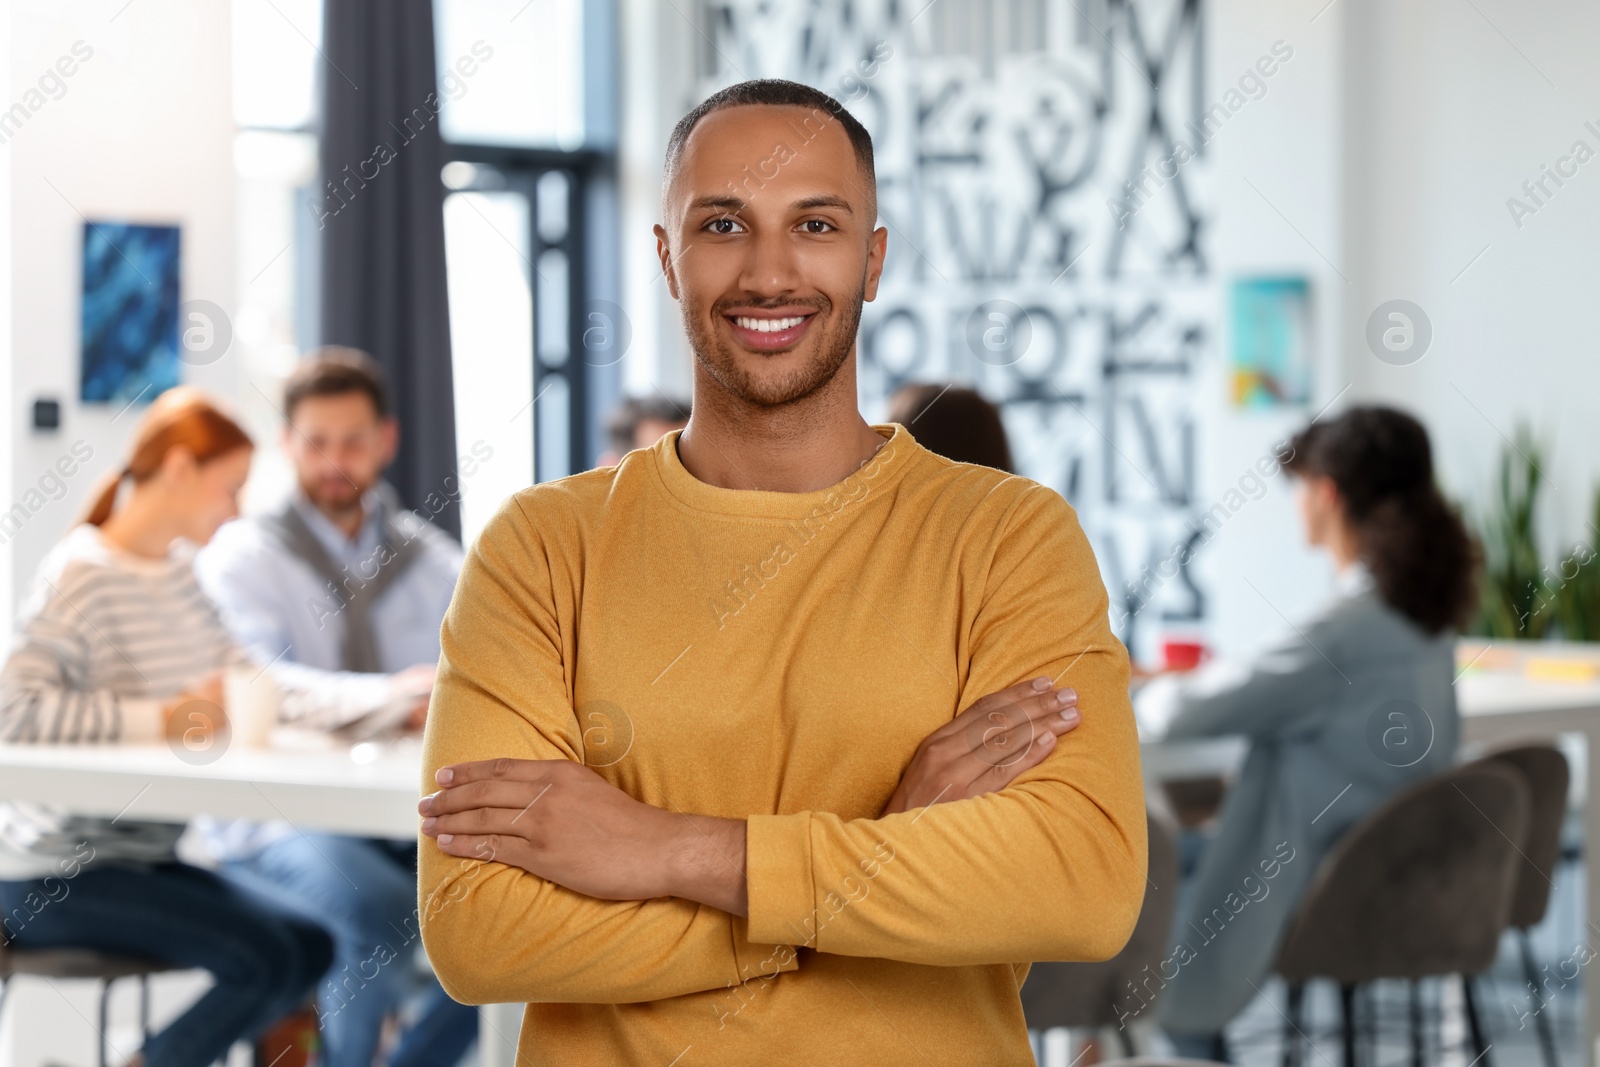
left=304, top=493, right=368, bottom=542
left=676, top=368, right=883, bottom=494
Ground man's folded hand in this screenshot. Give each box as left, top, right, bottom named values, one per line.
left=881, top=676, right=1081, bottom=816
left=420, top=758, right=749, bottom=914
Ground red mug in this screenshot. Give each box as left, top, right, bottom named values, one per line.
left=1162, top=639, right=1207, bottom=672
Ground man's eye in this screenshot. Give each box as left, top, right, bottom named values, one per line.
left=802, top=219, right=834, bottom=234
left=707, top=216, right=743, bottom=235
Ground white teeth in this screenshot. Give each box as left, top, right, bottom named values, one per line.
left=733, top=315, right=805, bottom=333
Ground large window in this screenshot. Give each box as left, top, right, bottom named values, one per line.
left=434, top=0, right=586, bottom=149
left=230, top=0, right=324, bottom=511
left=230, top=0, right=616, bottom=541
left=434, top=0, right=619, bottom=539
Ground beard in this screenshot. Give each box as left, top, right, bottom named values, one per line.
left=301, top=475, right=367, bottom=516
left=684, top=285, right=865, bottom=409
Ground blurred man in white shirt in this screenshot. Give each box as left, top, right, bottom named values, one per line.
left=196, top=348, right=474, bottom=1067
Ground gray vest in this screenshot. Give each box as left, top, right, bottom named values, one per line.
left=263, top=486, right=424, bottom=673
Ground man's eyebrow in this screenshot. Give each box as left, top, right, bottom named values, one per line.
left=687, top=195, right=746, bottom=213
left=794, top=195, right=854, bottom=214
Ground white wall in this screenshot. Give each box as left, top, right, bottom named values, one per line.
left=1196, top=0, right=1349, bottom=655
left=1189, top=0, right=1600, bottom=653
left=5, top=0, right=237, bottom=613
left=1343, top=0, right=1600, bottom=545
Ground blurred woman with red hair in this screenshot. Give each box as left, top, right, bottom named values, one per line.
left=0, top=387, right=396, bottom=1067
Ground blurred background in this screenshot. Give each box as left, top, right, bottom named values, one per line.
left=1, top=0, right=1598, bottom=1064
left=5, top=0, right=1599, bottom=660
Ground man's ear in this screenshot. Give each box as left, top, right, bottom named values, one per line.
left=654, top=224, right=681, bottom=301
left=379, top=417, right=400, bottom=468
left=862, top=225, right=889, bottom=302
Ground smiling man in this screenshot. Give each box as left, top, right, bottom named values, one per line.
left=418, top=79, right=1145, bottom=1066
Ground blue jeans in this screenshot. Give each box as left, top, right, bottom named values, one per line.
left=1169, top=1029, right=1231, bottom=1062
left=0, top=861, right=331, bottom=1067
left=221, top=833, right=476, bottom=1067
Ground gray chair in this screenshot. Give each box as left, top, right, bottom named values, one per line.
left=0, top=937, right=178, bottom=1067
left=1020, top=810, right=1181, bottom=1056
left=1476, top=744, right=1570, bottom=1067
left=1274, top=762, right=1530, bottom=1067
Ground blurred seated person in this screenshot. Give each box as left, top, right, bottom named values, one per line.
left=1135, top=406, right=1478, bottom=1061
left=194, top=349, right=475, bottom=1067
left=597, top=393, right=690, bottom=467
left=887, top=382, right=1013, bottom=472
left=0, top=388, right=409, bottom=1067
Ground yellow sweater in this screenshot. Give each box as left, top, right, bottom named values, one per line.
left=420, top=424, right=1146, bottom=1066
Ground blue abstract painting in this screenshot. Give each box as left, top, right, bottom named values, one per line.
left=80, top=221, right=181, bottom=403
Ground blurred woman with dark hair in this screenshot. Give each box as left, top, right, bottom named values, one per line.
left=1140, top=405, right=1479, bottom=1060
left=887, top=383, right=1014, bottom=473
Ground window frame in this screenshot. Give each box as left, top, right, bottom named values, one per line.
left=439, top=0, right=620, bottom=481
left=442, top=144, right=617, bottom=481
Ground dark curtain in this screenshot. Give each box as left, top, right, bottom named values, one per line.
left=318, top=0, right=460, bottom=538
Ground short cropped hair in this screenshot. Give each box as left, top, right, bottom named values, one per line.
left=663, top=79, right=876, bottom=220
left=284, top=347, right=390, bottom=421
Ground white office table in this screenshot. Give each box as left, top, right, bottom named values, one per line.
left=0, top=738, right=421, bottom=837
left=0, top=735, right=526, bottom=1067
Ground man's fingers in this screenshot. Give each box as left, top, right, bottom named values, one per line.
left=422, top=806, right=538, bottom=839
left=421, top=780, right=550, bottom=816
left=933, top=677, right=1069, bottom=745
left=963, top=729, right=1060, bottom=798
left=925, top=678, right=1050, bottom=743
left=968, top=698, right=1080, bottom=767
left=432, top=830, right=519, bottom=866
left=968, top=684, right=1077, bottom=730
left=434, top=757, right=564, bottom=788
left=967, top=677, right=1053, bottom=717
left=958, top=688, right=1077, bottom=761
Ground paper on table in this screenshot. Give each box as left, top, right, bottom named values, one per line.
left=331, top=671, right=434, bottom=742
left=1132, top=673, right=1185, bottom=742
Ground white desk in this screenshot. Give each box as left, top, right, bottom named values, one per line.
left=0, top=736, right=525, bottom=1067
left=0, top=739, right=421, bottom=837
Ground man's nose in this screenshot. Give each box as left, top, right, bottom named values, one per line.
left=739, top=230, right=802, bottom=297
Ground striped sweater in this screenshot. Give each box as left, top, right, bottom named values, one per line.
left=0, top=524, right=399, bottom=879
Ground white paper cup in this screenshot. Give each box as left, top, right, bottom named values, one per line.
left=224, top=665, right=281, bottom=748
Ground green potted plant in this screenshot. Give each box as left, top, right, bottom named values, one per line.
left=1468, top=427, right=1550, bottom=639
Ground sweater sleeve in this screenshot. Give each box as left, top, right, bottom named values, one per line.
left=1146, top=607, right=1349, bottom=741
left=195, top=530, right=408, bottom=734
left=418, top=495, right=797, bottom=1005
left=744, top=485, right=1148, bottom=965
left=0, top=570, right=164, bottom=743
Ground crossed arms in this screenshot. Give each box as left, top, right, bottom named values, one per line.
left=416, top=488, right=1147, bottom=1006
left=418, top=675, right=1084, bottom=916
